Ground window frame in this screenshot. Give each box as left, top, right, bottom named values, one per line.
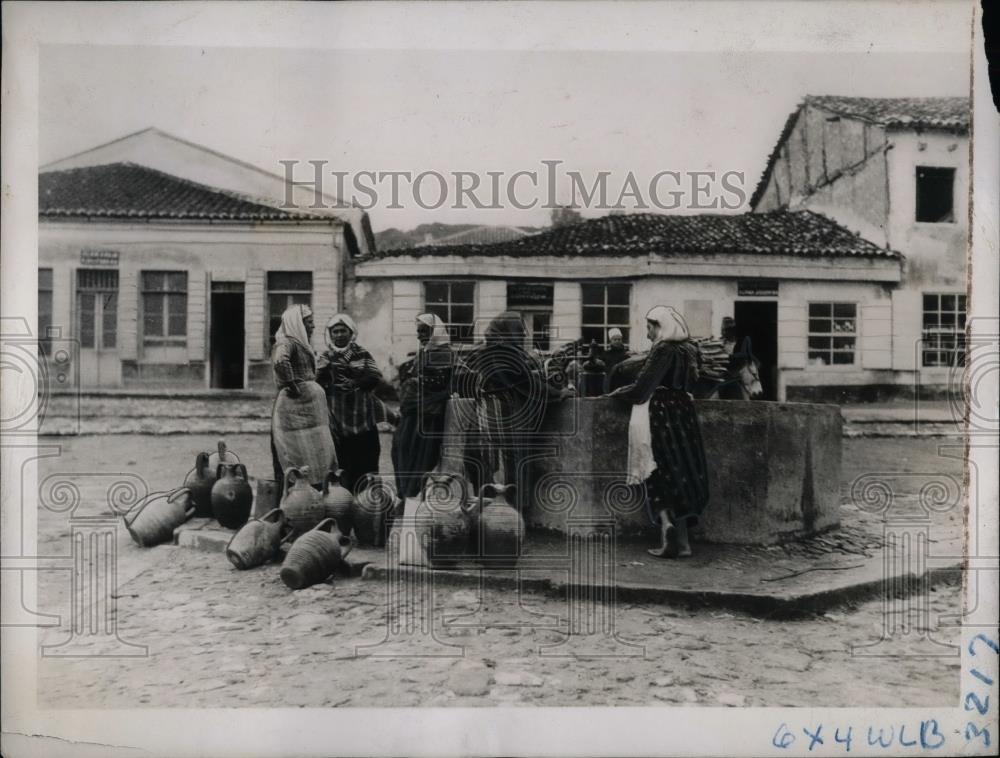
left=807, top=301, right=858, bottom=367
left=581, top=281, right=631, bottom=348
left=915, top=165, right=956, bottom=224
left=141, top=270, right=188, bottom=345
left=422, top=280, right=476, bottom=344
left=921, top=292, right=967, bottom=368
left=266, top=271, right=313, bottom=350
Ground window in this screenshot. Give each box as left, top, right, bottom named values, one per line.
left=38, top=268, right=53, bottom=354
left=581, top=282, right=631, bottom=346
left=916, top=166, right=955, bottom=223
left=423, top=281, right=475, bottom=343
left=267, top=272, right=312, bottom=346
left=808, top=302, right=857, bottom=365
left=142, top=271, right=187, bottom=344
left=922, top=293, right=966, bottom=367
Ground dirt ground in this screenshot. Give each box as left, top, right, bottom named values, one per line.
left=31, top=434, right=966, bottom=708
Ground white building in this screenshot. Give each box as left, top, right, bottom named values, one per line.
left=347, top=210, right=902, bottom=401
left=38, top=129, right=373, bottom=390
left=752, top=95, right=969, bottom=399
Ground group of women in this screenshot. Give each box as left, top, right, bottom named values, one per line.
left=268, top=303, right=709, bottom=560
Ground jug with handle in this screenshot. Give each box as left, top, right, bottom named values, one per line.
left=226, top=508, right=291, bottom=570
left=417, top=472, right=473, bottom=568
left=280, top=518, right=354, bottom=590
left=471, top=483, right=523, bottom=568
left=211, top=463, right=253, bottom=529
left=281, top=466, right=325, bottom=538
left=124, top=487, right=195, bottom=547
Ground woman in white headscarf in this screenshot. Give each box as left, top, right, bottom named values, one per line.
left=607, top=306, right=709, bottom=558
left=270, top=304, right=338, bottom=489
left=316, top=313, right=384, bottom=497
left=391, top=313, right=454, bottom=498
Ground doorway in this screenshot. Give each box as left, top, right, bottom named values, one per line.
left=210, top=282, right=245, bottom=389
left=733, top=300, right=778, bottom=401
left=76, top=269, right=121, bottom=387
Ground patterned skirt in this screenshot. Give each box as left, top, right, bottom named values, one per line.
left=644, top=387, right=710, bottom=525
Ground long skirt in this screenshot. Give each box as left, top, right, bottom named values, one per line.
left=333, top=428, right=381, bottom=496
left=391, top=410, right=446, bottom=499
left=644, top=387, right=710, bottom=525
left=475, top=394, right=534, bottom=511
left=271, top=381, right=338, bottom=489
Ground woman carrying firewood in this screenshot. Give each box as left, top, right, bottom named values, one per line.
left=606, top=305, right=709, bottom=559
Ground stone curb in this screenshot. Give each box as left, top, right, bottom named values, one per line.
left=358, top=561, right=964, bottom=619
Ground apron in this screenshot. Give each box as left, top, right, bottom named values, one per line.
left=626, top=399, right=656, bottom=485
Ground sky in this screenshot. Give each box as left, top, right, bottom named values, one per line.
left=38, top=11, right=970, bottom=232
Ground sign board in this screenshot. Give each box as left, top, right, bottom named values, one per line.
left=737, top=279, right=778, bottom=297
left=507, top=282, right=554, bottom=307
left=79, top=249, right=119, bottom=267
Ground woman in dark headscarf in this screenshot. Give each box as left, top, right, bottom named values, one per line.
left=270, top=304, right=338, bottom=488
left=607, top=306, right=709, bottom=558
left=316, top=313, right=383, bottom=494
left=460, top=311, right=571, bottom=509
left=391, top=313, right=454, bottom=498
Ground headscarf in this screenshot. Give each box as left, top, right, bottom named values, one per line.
left=416, top=313, right=451, bottom=347
left=325, top=313, right=358, bottom=353
left=607, top=327, right=623, bottom=342
left=484, top=311, right=527, bottom=347
left=274, top=304, right=313, bottom=349
left=645, top=305, right=689, bottom=344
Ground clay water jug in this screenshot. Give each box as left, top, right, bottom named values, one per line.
left=321, top=469, right=354, bottom=536
left=226, top=508, right=290, bottom=570
left=280, top=518, right=354, bottom=590
left=281, top=466, right=325, bottom=538
left=473, top=483, right=523, bottom=567
left=352, top=475, right=393, bottom=547
left=211, top=463, right=253, bottom=530
left=207, top=439, right=240, bottom=469
left=124, top=487, right=195, bottom=547
left=254, top=478, right=281, bottom=519
left=418, top=473, right=472, bottom=568
left=183, top=452, right=217, bottom=517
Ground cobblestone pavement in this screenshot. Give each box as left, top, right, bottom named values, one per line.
left=34, top=434, right=965, bottom=708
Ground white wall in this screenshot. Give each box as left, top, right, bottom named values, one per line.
left=39, top=221, right=342, bottom=383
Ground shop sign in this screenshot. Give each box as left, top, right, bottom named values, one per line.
left=80, top=249, right=120, bottom=267
left=737, top=279, right=778, bottom=297
left=507, top=282, right=554, bottom=307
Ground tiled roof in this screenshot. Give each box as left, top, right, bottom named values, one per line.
left=39, top=162, right=329, bottom=222
left=432, top=225, right=537, bottom=246
left=805, top=95, right=970, bottom=131
left=749, top=95, right=969, bottom=210
left=372, top=210, right=899, bottom=260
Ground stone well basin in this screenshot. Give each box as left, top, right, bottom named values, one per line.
left=437, top=397, right=842, bottom=546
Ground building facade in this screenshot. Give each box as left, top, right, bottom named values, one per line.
left=346, top=211, right=902, bottom=402
left=38, top=131, right=371, bottom=390
left=751, top=96, right=969, bottom=397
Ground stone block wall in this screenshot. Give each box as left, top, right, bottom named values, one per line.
left=438, top=397, right=842, bottom=546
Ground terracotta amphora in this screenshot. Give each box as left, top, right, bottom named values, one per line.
left=472, top=483, right=523, bottom=568
left=124, top=487, right=195, bottom=547
left=280, top=518, right=354, bottom=590
left=321, top=469, right=354, bottom=536
left=417, top=473, right=473, bottom=568
left=281, top=466, right=325, bottom=538
left=226, top=508, right=291, bottom=570
left=211, top=463, right=253, bottom=530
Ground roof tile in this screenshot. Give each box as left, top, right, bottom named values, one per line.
left=372, top=210, right=899, bottom=260
left=39, top=162, right=327, bottom=222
